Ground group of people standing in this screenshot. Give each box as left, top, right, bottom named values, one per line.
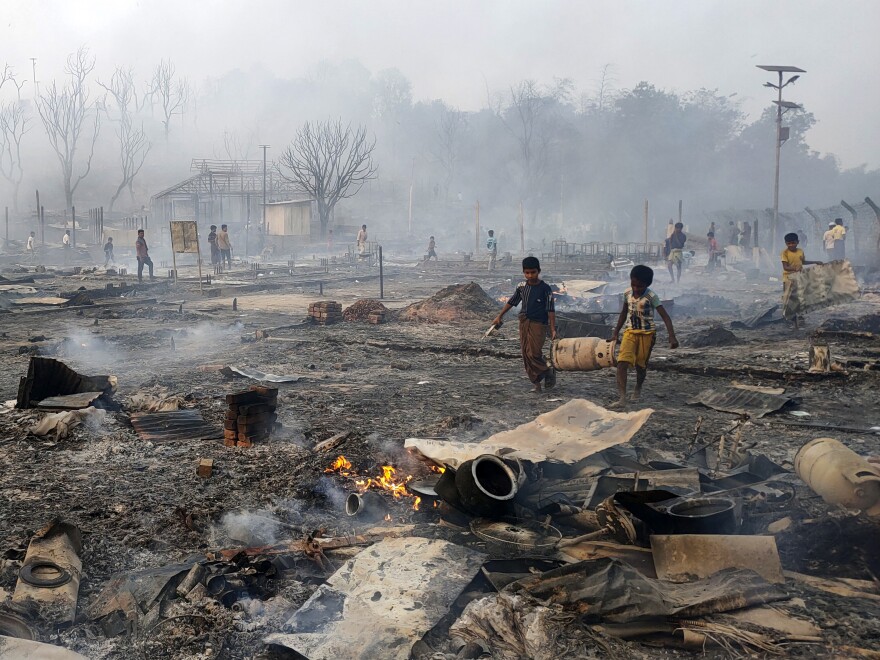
left=822, top=218, right=847, bottom=261
left=207, top=224, right=233, bottom=268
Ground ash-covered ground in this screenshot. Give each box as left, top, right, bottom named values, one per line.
left=1, top=255, right=879, bottom=659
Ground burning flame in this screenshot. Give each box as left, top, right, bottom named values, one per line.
left=413, top=497, right=421, bottom=511
left=429, top=464, right=445, bottom=474
left=355, top=465, right=412, bottom=498
left=324, top=455, right=352, bottom=475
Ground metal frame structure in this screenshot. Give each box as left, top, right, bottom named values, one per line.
left=150, top=159, right=308, bottom=230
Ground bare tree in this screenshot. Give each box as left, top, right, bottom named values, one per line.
left=215, top=128, right=257, bottom=162
left=500, top=80, right=553, bottom=211
left=36, top=47, right=101, bottom=213
left=99, top=67, right=151, bottom=211
left=0, top=65, right=29, bottom=212
left=432, top=104, right=465, bottom=199
left=277, top=119, right=377, bottom=237
left=149, top=59, right=189, bottom=141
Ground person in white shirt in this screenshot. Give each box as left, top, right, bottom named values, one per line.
left=26, top=231, right=35, bottom=261
left=356, top=224, right=368, bottom=256
left=823, top=222, right=836, bottom=260
left=62, top=230, right=71, bottom=248
left=831, top=218, right=846, bottom=260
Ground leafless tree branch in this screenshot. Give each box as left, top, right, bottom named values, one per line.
left=36, top=46, right=101, bottom=212
left=277, top=119, right=377, bottom=236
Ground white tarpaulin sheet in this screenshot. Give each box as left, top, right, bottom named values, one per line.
left=783, top=260, right=859, bottom=319
left=266, top=537, right=485, bottom=660
left=405, top=399, right=653, bottom=467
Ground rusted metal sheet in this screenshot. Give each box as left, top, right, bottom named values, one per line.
left=16, top=357, right=116, bottom=409
left=130, top=410, right=222, bottom=443
left=36, top=391, right=104, bottom=410
left=687, top=387, right=792, bottom=418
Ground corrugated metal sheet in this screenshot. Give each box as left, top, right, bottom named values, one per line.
left=16, top=357, right=115, bottom=409
left=687, top=387, right=792, bottom=418
left=130, top=410, right=222, bottom=443
left=37, top=392, right=104, bottom=410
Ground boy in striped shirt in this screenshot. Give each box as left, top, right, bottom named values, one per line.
left=610, top=265, right=678, bottom=408
left=492, top=257, right=557, bottom=392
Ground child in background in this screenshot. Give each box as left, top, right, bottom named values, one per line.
left=492, top=257, right=557, bottom=393
left=707, top=231, right=720, bottom=271
left=610, top=265, right=678, bottom=409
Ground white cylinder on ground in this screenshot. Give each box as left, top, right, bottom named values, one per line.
left=552, top=337, right=616, bottom=371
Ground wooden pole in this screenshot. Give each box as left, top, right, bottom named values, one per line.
left=195, top=223, right=203, bottom=293
left=519, top=201, right=525, bottom=253
left=644, top=200, right=649, bottom=243
left=40, top=205, right=45, bottom=245
left=170, top=222, right=178, bottom=285
left=678, top=199, right=683, bottom=224
left=475, top=200, right=480, bottom=253
left=35, top=190, right=41, bottom=243
left=378, top=245, right=384, bottom=300
left=71, top=205, right=76, bottom=248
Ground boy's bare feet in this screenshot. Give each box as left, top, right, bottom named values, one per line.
left=544, top=368, right=556, bottom=389
left=630, top=389, right=641, bottom=403
left=607, top=399, right=627, bottom=410
left=531, top=383, right=543, bottom=393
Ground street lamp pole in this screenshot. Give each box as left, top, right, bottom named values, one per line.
left=757, top=65, right=805, bottom=249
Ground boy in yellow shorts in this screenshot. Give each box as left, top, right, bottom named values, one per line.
left=609, top=265, right=678, bottom=409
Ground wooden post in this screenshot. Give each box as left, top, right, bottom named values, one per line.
left=40, top=205, right=45, bottom=245
left=170, top=221, right=178, bottom=285
left=519, top=201, right=525, bottom=253
left=644, top=200, right=649, bottom=243
left=35, top=190, right=41, bottom=243
left=195, top=223, right=203, bottom=293
left=475, top=200, right=480, bottom=254
left=678, top=199, right=683, bottom=224
left=71, top=206, right=76, bottom=248
left=378, top=245, right=384, bottom=300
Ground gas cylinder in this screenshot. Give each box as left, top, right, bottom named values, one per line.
left=551, top=337, right=616, bottom=371
left=794, top=438, right=880, bottom=517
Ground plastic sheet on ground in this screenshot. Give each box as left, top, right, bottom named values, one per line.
left=405, top=399, right=652, bottom=467
left=265, top=537, right=486, bottom=660
left=449, top=592, right=573, bottom=660
left=783, top=260, right=860, bottom=319
left=0, top=638, right=87, bottom=659
left=507, top=558, right=787, bottom=622
left=30, top=406, right=107, bottom=440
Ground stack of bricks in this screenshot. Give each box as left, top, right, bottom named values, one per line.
left=224, top=386, right=278, bottom=447
left=368, top=310, right=386, bottom=324
left=308, top=300, right=343, bottom=325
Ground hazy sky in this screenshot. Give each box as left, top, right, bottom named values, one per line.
left=4, top=0, right=878, bottom=168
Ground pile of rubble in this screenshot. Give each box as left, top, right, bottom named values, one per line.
left=342, top=298, right=389, bottom=322
left=397, top=282, right=500, bottom=323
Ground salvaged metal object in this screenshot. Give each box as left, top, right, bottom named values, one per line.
left=345, top=491, right=388, bottom=521
left=650, top=534, right=784, bottom=584
left=795, top=437, right=880, bottom=516
left=551, top=337, right=616, bottom=371
left=130, top=410, right=222, bottom=443
left=12, top=521, right=83, bottom=625
left=470, top=518, right=562, bottom=557
left=455, top=455, right=521, bottom=518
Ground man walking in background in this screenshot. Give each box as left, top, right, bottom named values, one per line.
left=823, top=222, right=836, bottom=261
left=136, top=229, right=154, bottom=282
left=486, top=229, right=498, bottom=271
left=357, top=224, right=368, bottom=256
left=666, top=222, right=687, bottom=283
left=217, top=224, right=233, bottom=269
left=26, top=231, right=35, bottom=262
left=208, top=225, right=219, bottom=266
left=103, top=236, right=115, bottom=267
left=831, top=218, right=846, bottom=260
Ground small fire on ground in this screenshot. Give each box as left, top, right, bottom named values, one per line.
left=325, top=456, right=422, bottom=510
